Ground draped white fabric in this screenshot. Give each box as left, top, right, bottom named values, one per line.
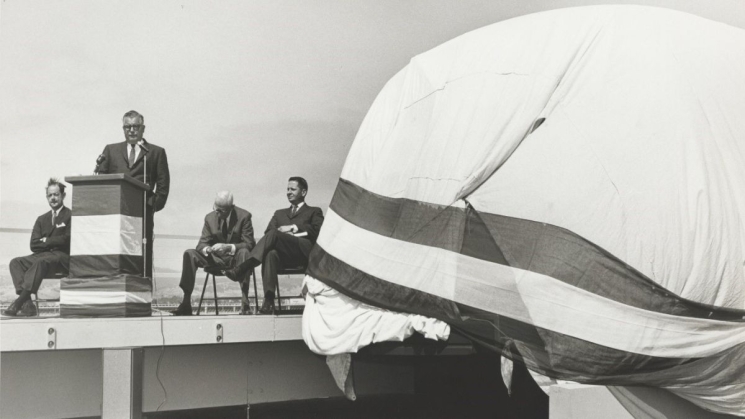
left=342, top=5, right=745, bottom=308
left=303, top=5, right=745, bottom=416
left=302, top=276, right=450, bottom=355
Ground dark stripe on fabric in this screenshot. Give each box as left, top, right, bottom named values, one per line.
left=60, top=303, right=151, bottom=318
left=476, top=212, right=744, bottom=321
left=329, top=178, right=745, bottom=321
left=330, top=178, right=468, bottom=254
left=461, top=203, right=508, bottom=264
left=69, top=255, right=143, bottom=278
left=309, top=244, right=700, bottom=382
left=307, top=244, right=462, bottom=322
left=451, top=305, right=700, bottom=384
left=61, top=274, right=151, bottom=292
left=71, top=182, right=144, bottom=217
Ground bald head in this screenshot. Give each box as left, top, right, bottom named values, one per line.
left=215, top=191, right=233, bottom=207
left=213, top=191, right=234, bottom=220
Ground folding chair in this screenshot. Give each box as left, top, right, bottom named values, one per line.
left=197, top=266, right=258, bottom=315
left=275, top=265, right=306, bottom=312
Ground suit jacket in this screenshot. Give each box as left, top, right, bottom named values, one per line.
left=30, top=207, right=71, bottom=254
left=265, top=203, right=324, bottom=255
left=196, top=206, right=256, bottom=254
left=99, top=139, right=170, bottom=212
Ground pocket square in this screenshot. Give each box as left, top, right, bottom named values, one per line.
left=56, top=222, right=66, bottom=228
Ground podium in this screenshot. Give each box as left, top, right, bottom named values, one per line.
left=61, top=174, right=152, bottom=317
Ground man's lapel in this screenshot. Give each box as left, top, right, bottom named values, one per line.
left=42, top=210, right=56, bottom=235
left=120, top=142, right=131, bottom=168
left=290, top=204, right=307, bottom=220
left=61, top=206, right=71, bottom=221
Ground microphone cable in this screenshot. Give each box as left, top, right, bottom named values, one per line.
left=151, top=237, right=169, bottom=411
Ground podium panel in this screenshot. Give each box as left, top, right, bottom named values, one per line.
left=60, top=275, right=152, bottom=318
left=69, top=176, right=144, bottom=277
left=63, top=174, right=152, bottom=317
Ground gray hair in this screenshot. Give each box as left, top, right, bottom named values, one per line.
left=214, top=190, right=234, bottom=207
left=123, top=110, right=144, bottom=124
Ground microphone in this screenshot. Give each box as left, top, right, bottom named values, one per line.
left=138, top=142, right=150, bottom=153
left=94, top=154, right=106, bottom=174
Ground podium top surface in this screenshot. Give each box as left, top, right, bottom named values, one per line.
left=65, top=174, right=150, bottom=190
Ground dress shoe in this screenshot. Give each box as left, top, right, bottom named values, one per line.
left=224, top=262, right=251, bottom=282
left=239, top=303, right=253, bottom=315
left=17, top=300, right=38, bottom=317
left=222, top=268, right=241, bottom=282
left=170, top=302, right=193, bottom=316
left=223, top=267, right=240, bottom=282
left=258, top=298, right=275, bottom=315
left=2, top=299, right=22, bottom=316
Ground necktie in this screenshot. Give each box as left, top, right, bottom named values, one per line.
left=128, top=144, right=136, bottom=167
left=291, top=205, right=297, bottom=216
left=221, top=220, right=228, bottom=238
left=52, top=210, right=56, bottom=226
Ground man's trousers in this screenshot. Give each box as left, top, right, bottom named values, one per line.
left=180, top=248, right=251, bottom=299
left=247, top=230, right=309, bottom=295
left=9, top=251, right=70, bottom=294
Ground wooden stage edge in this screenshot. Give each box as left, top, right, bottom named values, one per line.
left=0, top=313, right=303, bottom=352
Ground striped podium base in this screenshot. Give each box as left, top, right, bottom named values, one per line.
left=60, top=275, right=152, bottom=318
left=64, top=174, right=152, bottom=318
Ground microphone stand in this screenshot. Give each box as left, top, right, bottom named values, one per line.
left=140, top=146, right=149, bottom=279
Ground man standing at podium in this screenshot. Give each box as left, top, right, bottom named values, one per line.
left=98, top=110, right=170, bottom=278
left=4, top=179, right=71, bottom=317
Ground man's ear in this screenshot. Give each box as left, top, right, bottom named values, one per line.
left=301, top=189, right=308, bottom=197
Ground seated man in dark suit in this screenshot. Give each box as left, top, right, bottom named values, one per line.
left=226, top=177, right=324, bottom=314
left=4, top=179, right=71, bottom=317
left=171, top=191, right=256, bottom=316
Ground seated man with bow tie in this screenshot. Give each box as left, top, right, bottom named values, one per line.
left=226, top=177, right=324, bottom=314
left=4, top=178, right=71, bottom=317
left=171, top=191, right=256, bottom=316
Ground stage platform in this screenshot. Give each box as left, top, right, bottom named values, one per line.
left=0, top=313, right=483, bottom=419
left=1, top=312, right=303, bottom=352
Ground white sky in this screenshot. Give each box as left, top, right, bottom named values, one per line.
left=2, top=0, right=744, bottom=241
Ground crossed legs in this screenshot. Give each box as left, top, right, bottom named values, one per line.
left=5, top=251, right=69, bottom=317
left=226, top=230, right=307, bottom=311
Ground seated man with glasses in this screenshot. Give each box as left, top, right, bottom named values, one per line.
left=171, top=191, right=256, bottom=316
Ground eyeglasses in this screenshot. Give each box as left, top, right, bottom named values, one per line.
left=123, top=124, right=143, bottom=131
left=213, top=205, right=232, bottom=214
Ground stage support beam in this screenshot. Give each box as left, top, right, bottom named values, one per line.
left=103, top=347, right=144, bottom=419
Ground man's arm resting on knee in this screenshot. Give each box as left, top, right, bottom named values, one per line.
left=196, top=216, right=214, bottom=256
